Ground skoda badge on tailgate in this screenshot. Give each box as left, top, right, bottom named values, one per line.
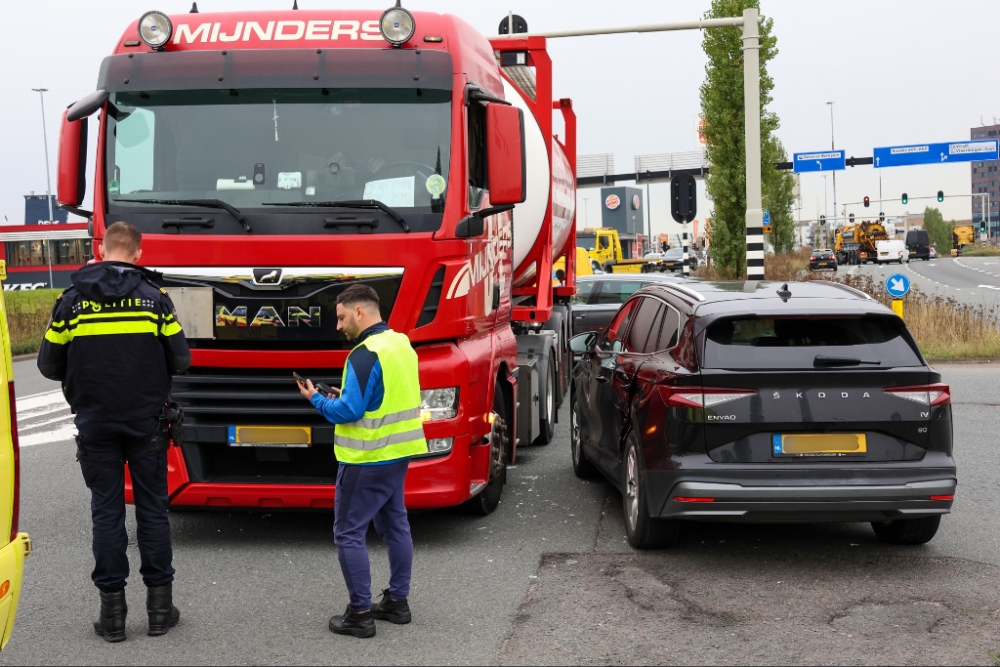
left=252, top=268, right=283, bottom=286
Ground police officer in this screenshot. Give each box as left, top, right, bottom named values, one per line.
left=297, top=284, right=427, bottom=639
left=37, top=221, right=191, bottom=642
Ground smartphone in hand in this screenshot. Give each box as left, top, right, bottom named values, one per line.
left=293, top=372, right=306, bottom=385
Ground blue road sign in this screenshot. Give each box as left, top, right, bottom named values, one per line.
left=792, top=150, right=846, bottom=173
left=763, top=210, right=770, bottom=227
left=885, top=273, right=910, bottom=298
left=874, top=139, right=999, bottom=168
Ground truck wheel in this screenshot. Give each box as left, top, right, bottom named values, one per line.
left=463, top=380, right=508, bottom=516
left=570, top=391, right=598, bottom=479
left=604, top=263, right=614, bottom=274
left=533, top=356, right=556, bottom=445
left=622, top=434, right=680, bottom=549
left=871, top=516, right=940, bottom=545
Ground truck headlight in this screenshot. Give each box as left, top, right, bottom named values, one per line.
left=138, top=11, right=173, bottom=50
left=420, top=387, right=458, bottom=421
left=380, top=5, right=416, bottom=47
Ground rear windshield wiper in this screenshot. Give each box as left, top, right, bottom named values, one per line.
left=116, top=198, right=252, bottom=233
left=264, top=199, right=409, bottom=232
left=813, top=355, right=882, bottom=367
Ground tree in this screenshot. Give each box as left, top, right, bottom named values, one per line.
left=764, top=136, right=796, bottom=254
left=700, top=0, right=779, bottom=277
left=922, top=206, right=952, bottom=251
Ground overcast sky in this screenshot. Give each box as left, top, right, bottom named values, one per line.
left=2, top=0, right=999, bottom=240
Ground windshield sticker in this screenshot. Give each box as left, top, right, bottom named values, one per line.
left=217, top=177, right=254, bottom=191
left=108, top=180, right=120, bottom=195
left=425, top=174, right=446, bottom=198
left=277, top=172, right=302, bottom=190
left=363, top=176, right=414, bottom=208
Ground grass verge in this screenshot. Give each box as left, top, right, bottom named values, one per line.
left=5, top=289, right=61, bottom=356
left=959, top=244, right=1000, bottom=257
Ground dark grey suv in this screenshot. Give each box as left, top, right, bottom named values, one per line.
left=569, top=280, right=956, bottom=549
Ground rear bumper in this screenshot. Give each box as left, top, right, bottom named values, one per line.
left=645, top=453, right=957, bottom=523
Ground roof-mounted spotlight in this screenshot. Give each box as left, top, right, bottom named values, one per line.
left=380, top=2, right=416, bottom=48
left=138, top=10, right=173, bottom=50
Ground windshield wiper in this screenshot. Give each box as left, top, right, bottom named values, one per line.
left=813, top=355, right=882, bottom=367
left=116, top=198, right=252, bottom=233
left=264, top=199, right=409, bottom=232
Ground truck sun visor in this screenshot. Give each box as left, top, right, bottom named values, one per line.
left=67, top=90, right=109, bottom=122
left=98, top=49, right=453, bottom=92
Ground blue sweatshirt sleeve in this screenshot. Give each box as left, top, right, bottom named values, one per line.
left=310, top=358, right=385, bottom=425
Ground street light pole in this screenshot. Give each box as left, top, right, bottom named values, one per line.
left=827, top=101, right=837, bottom=229
left=582, top=197, right=589, bottom=228
left=31, top=88, right=55, bottom=225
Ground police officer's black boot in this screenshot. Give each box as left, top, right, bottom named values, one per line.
left=93, top=589, right=127, bottom=643
left=146, top=584, right=180, bottom=636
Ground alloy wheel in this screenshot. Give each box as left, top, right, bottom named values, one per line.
left=625, top=448, right=639, bottom=530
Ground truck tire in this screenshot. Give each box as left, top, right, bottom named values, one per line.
left=463, top=379, right=508, bottom=515
left=570, top=391, right=598, bottom=479
left=533, top=355, right=557, bottom=445
left=604, top=263, right=614, bottom=274
left=871, top=516, right=940, bottom=545
left=622, top=434, right=680, bottom=549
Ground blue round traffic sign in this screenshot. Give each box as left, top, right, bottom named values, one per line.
left=885, top=273, right=910, bottom=298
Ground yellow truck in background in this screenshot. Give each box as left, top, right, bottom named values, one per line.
left=952, top=225, right=975, bottom=255
left=835, top=221, right=888, bottom=264
left=0, top=260, right=32, bottom=650
left=577, top=228, right=657, bottom=274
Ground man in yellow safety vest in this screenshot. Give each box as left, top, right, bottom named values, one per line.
left=298, top=284, right=426, bottom=639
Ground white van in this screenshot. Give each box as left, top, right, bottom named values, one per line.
left=877, top=239, right=909, bottom=264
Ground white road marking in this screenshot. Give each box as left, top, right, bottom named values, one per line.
left=980, top=285, right=1000, bottom=291
left=14, top=390, right=75, bottom=447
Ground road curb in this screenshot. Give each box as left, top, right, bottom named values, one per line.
left=927, top=358, right=995, bottom=365
left=13, top=353, right=38, bottom=363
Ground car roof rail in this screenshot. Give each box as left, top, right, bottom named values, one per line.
left=659, top=282, right=705, bottom=302
left=817, top=280, right=873, bottom=300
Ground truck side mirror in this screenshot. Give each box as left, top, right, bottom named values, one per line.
left=485, top=104, right=525, bottom=206
left=58, top=111, right=88, bottom=207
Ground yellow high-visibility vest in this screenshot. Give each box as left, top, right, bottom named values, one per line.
left=334, top=330, right=427, bottom=464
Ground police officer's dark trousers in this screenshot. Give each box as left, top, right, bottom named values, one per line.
left=334, top=459, right=413, bottom=611
left=76, top=416, right=175, bottom=593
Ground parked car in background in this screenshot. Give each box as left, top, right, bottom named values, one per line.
left=876, top=239, right=909, bottom=264
left=570, top=274, right=689, bottom=338
left=808, top=249, right=838, bottom=271
left=569, top=279, right=956, bottom=549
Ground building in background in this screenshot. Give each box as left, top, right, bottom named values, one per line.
left=0, top=223, right=91, bottom=290
left=970, top=123, right=1000, bottom=235
left=23, top=194, right=68, bottom=225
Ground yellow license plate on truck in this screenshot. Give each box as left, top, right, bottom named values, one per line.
left=228, top=425, right=311, bottom=447
left=773, top=433, right=866, bottom=456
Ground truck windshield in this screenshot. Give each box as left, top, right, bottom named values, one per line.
left=105, top=88, right=451, bottom=233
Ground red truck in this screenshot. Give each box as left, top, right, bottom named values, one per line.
left=56, top=5, right=577, bottom=513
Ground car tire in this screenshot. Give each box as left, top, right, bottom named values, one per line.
left=871, top=516, right=941, bottom=545
left=462, top=379, right=508, bottom=516
left=570, top=391, right=599, bottom=480
left=622, top=434, right=680, bottom=549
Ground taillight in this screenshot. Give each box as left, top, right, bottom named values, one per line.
left=8, top=382, right=18, bottom=543
left=661, top=387, right=757, bottom=409
left=810, top=256, right=817, bottom=261
left=674, top=496, right=715, bottom=503
left=883, top=383, right=951, bottom=407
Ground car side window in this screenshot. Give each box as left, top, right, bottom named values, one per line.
left=625, top=298, right=662, bottom=353
left=600, top=299, right=637, bottom=353
left=655, top=303, right=682, bottom=350
left=594, top=281, right=647, bottom=305
left=570, top=281, right=595, bottom=305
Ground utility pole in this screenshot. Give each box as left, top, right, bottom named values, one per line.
left=827, top=101, right=836, bottom=231
left=742, top=7, right=765, bottom=280
left=32, top=87, right=56, bottom=288
left=582, top=197, right=589, bottom=228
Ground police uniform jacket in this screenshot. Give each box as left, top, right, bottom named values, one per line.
left=37, top=261, right=191, bottom=422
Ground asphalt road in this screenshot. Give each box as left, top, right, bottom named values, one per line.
left=3, top=362, right=999, bottom=665
left=847, top=255, right=1000, bottom=308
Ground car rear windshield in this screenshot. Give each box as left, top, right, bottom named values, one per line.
left=702, top=315, right=923, bottom=369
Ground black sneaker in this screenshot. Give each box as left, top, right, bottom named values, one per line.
left=372, top=589, right=412, bottom=625
left=329, top=605, right=376, bottom=638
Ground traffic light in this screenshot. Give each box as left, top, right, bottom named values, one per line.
left=849, top=213, right=855, bottom=223
left=937, top=190, right=944, bottom=203
left=819, top=215, right=826, bottom=226
left=901, top=193, right=908, bottom=205
left=981, top=220, right=988, bottom=233
left=863, top=196, right=870, bottom=208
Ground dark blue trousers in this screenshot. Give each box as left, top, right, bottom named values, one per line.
left=76, top=416, right=175, bottom=593
left=334, top=459, right=413, bottom=611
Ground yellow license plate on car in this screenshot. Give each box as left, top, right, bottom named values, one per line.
left=773, top=433, right=866, bottom=456
left=228, top=425, right=312, bottom=447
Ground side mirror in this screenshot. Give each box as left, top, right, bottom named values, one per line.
left=569, top=332, right=597, bottom=354
left=57, top=111, right=88, bottom=207
left=485, top=104, right=525, bottom=206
